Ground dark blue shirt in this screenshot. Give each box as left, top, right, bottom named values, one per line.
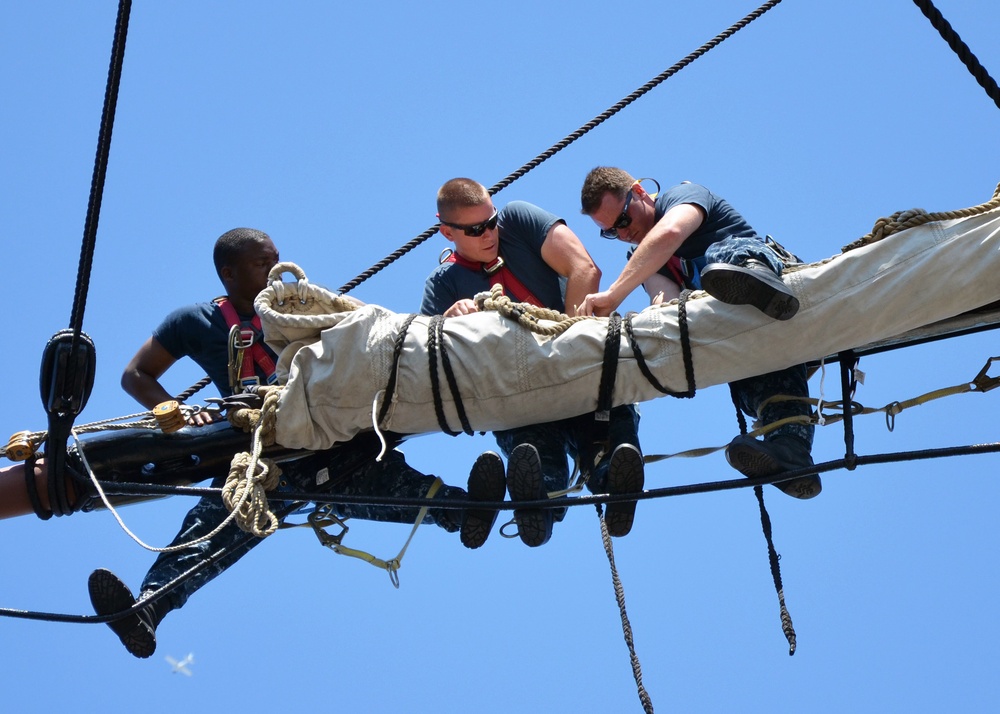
left=420, top=201, right=567, bottom=315
left=654, top=183, right=758, bottom=259
left=152, top=301, right=277, bottom=397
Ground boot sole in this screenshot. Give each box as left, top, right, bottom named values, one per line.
left=725, top=442, right=822, bottom=500
left=506, top=445, right=552, bottom=547
left=701, top=265, right=799, bottom=320
left=606, top=445, right=644, bottom=537
left=461, top=452, right=506, bottom=549
left=88, top=569, right=157, bottom=658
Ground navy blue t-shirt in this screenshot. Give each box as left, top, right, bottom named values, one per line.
left=420, top=201, right=567, bottom=315
left=654, top=183, right=758, bottom=259
left=152, top=301, right=277, bottom=398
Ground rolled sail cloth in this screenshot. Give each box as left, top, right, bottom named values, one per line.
left=257, top=206, right=1000, bottom=451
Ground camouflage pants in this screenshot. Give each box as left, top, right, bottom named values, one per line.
left=493, top=403, right=641, bottom=521
left=705, top=235, right=814, bottom=447
left=141, top=435, right=465, bottom=612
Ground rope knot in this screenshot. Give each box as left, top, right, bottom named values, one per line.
left=223, top=451, right=282, bottom=537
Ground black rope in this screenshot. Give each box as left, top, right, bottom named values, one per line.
left=69, top=0, right=131, bottom=336
left=623, top=291, right=697, bottom=398
left=911, top=0, right=1000, bottom=110
left=426, top=315, right=473, bottom=436
left=377, top=314, right=417, bottom=427
left=593, top=312, right=624, bottom=446
left=729, top=384, right=797, bottom=655
left=335, top=0, right=785, bottom=294
left=174, top=377, right=212, bottom=404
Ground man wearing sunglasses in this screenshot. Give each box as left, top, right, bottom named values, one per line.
left=421, top=177, right=645, bottom=547
left=578, top=167, right=819, bottom=500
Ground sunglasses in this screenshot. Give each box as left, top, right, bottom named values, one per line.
left=440, top=208, right=500, bottom=237
left=600, top=190, right=634, bottom=240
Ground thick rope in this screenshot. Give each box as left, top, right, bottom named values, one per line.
left=842, top=181, right=1000, bottom=251
left=596, top=505, right=655, bottom=714
left=224, top=386, right=284, bottom=536
left=335, top=0, right=785, bottom=295
left=911, top=0, right=1000, bottom=110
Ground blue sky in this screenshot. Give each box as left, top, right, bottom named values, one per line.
left=2, top=1, right=999, bottom=712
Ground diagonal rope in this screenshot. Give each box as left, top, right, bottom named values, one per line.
left=335, top=0, right=785, bottom=294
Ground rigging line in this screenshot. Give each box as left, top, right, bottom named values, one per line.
left=335, top=0, right=785, bottom=295
left=94, top=440, right=1000, bottom=510
left=911, top=0, right=1000, bottom=110
left=69, top=0, right=132, bottom=338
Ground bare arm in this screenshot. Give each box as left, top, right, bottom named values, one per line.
left=539, top=221, right=601, bottom=314
left=578, top=203, right=704, bottom=316
left=644, top=273, right=682, bottom=305
left=121, top=337, right=218, bottom=426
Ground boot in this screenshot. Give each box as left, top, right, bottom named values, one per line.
left=604, top=444, right=645, bottom=537
left=88, top=569, right=168, bottom=658
left=700, top=259, right=799, bottom=320
left=460, top=451, right=507, bottom=549
left=725, top=435, right=821, bottom=499
left=506, top=444, right=553, bottom=547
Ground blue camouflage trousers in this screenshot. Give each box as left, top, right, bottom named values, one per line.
left=140, top=436, right=465, bottom=612
left=704, top=235, right=814, bottom=447
left=493, top=403, right=641, bottom=522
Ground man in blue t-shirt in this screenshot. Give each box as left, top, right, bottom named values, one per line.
left=90, top=227, right=503, bottom=659
left=422, top=178, right=645, bottom=547
left=578, top=167, right=820, bottom=499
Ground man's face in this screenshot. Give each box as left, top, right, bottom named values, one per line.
left=227, top=238, right=280, bottom=300
left=439, top=202, right=500, bottom=263
left=590, top=189, right=650, bottom=245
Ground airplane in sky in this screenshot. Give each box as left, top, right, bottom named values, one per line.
left=165, top=653, right=194, bottom=676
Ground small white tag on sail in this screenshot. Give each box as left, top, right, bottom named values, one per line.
left=257, top=208, right=1000, bottom=451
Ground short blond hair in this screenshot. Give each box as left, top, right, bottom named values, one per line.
left=437, top=178, right=490, bottom=220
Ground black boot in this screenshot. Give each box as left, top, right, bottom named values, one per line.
left=700, top=259, right=799, bottom=320
left=604, top=444, right=645, bottom=537
left=460, top=451, right=507, bottom=549
left=725, top=435, right=821, bottom=499
left=88, top=569, right=168, bottom=658
left=506, top=444, right=553, bottom=547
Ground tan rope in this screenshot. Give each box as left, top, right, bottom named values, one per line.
left=223, top=385, right=284, bottom=536
left=474, top=284, right=594, bottom=336
left=842, top=180, right=1000, bottom=252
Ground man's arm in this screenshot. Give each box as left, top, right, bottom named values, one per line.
left=539, top=222, right=601, bottom=314
left=644, top=273, right=682, bottom=305
left=121, top=337, right=218, bottom=426
left=577, top=202, right=704, bottom=316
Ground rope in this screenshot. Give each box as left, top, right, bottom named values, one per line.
left=596, top=505, right=655, bottom=714
left=911, top=0, right=1000, bottom=110
left=335, top=0, right=786, bottom=295
left=842, top=181, right=1000, bottom=251
left=222, top=386, right=283, bottom=536
left=426, top=315, right=474, bottom=436
left=623, top=292, right=697, bottom=398
left=728, top=385, right=798, bottom=654
left=377, top=313, right=418, bottom=427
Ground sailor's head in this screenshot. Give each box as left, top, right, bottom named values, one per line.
left=436, top=178, right=500, bottom=263
left=580, top=166, right=655, bottom=245
left=213, top=227, right=280, bottom=301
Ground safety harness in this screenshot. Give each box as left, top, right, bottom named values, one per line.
left=215, top=297, right=278, bottom=392
left=445, top=251, right=544, bottom=307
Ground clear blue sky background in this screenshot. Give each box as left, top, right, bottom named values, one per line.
left=2, top=1, right=999, bottom=712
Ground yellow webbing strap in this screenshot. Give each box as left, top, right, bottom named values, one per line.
left=307, top=477, right=444, bottom=588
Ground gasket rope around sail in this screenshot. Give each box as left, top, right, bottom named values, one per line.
left=257, top=189, right=1000, bottom=452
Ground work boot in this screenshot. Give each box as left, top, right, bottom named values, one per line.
left=506, top=444, right=553, bottom=547
left=88, top=568, right=163, bottom=658
left=725, top=435, right=821, bottom=499
left=604, top=444, right=645, bottom=537
left=700, top=259, right=799, bottom=320
left=460, top=451, right=507, bottom=549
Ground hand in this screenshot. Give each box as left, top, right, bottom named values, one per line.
left=575, top=290, right=621, bottom=317
left=443, top=299, right=479, bottom=317
left=185, top=408, right=222, bottom=427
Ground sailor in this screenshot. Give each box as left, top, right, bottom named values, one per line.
left=88, top=227, right=503, bottom=658
left=421, top=178, right=645, bottom=547
left=577, top=168, right=820, bottom=498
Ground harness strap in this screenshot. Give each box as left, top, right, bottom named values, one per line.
left=446, top=252, right=544, bottom=307
left=216, top=298, right=277, bottom=390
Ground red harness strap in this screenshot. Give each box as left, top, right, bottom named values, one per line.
left=445, top=252, right=544, bottom=308
left=215, top=298, right=277, bottom=389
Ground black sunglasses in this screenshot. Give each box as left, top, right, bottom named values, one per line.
left=440, top=208, right=500, bottom=237
left=600, top=190, right=634, bottom=240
